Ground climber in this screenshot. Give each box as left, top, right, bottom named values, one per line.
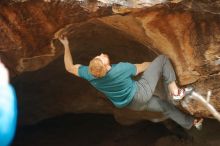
left=0, top=61, right=17, bottom=146
left=59, top=36, right=203, bottom=130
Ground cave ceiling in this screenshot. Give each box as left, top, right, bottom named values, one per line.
left=0, top=0, right=220, bottom=125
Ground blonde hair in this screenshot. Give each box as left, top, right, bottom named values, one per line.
left=89, top=58, right=107, bottom=78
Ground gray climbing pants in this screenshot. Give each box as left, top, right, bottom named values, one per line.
left=127, top=55, right=194, bottom=129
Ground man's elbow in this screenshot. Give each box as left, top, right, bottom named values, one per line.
left=65, top=65, right=78, bottom=76
left=65, top=66, right=73, bottom=73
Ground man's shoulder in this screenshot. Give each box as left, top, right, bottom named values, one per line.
left=111, top=62, right=127, bottom=68
left=110, top=62, right=134, bottom=72
left=116, top=62, right=132, bottom=65
left=117, top=62, right=134, bottom=67
left=78, top=65, right=93, bottom=80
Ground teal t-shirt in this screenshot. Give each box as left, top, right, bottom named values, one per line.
left=78, top=62, right=137, bottom=108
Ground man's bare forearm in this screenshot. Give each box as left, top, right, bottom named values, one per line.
left=142, top=62, right=150, bottom=71
left=63, top=44, right=74, bottom=72
left=135, top=62, right=151, bottom=75
left=139, top=62, right=150, bottom=73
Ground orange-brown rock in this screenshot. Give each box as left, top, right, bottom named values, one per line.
left=1, top=0, right=220, bottom=125
left=0, top=0, right=112, bottom=76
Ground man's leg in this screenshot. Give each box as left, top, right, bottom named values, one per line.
left=134, top=55, right=199, bottom=129
left=138, top=55, right=176, bottom=98
left=146, top=96, right=194, bottom=129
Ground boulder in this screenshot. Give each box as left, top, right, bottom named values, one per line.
left=0, top=0, right=219, bottom=125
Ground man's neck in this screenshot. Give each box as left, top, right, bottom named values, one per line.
left=106, top=65, right=111, bottom=71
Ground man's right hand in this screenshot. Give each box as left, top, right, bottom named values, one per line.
left=58, top=36, right=69, bottom=48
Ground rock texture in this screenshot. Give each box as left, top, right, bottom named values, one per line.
left=0, top=0, right=220, bottom=125
left=0, top=0, right=112, bottom=76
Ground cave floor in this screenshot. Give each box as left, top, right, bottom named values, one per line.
left=12, top=113, right=220, bottom=146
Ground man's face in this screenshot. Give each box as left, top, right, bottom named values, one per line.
left=95, top=53, right=110, bottom=66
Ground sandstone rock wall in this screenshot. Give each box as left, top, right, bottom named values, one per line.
left=1, top=0, right=220, bottom=125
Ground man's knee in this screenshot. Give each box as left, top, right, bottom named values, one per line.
left=157, top=55, right=170, bottom=67
left=158, top=55, right=169, bottom=61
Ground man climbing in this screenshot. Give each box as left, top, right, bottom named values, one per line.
left=59, top=36, right=203, bottom=130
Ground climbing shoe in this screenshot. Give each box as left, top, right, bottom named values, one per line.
left=172, top=86, right=194, bottom=101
